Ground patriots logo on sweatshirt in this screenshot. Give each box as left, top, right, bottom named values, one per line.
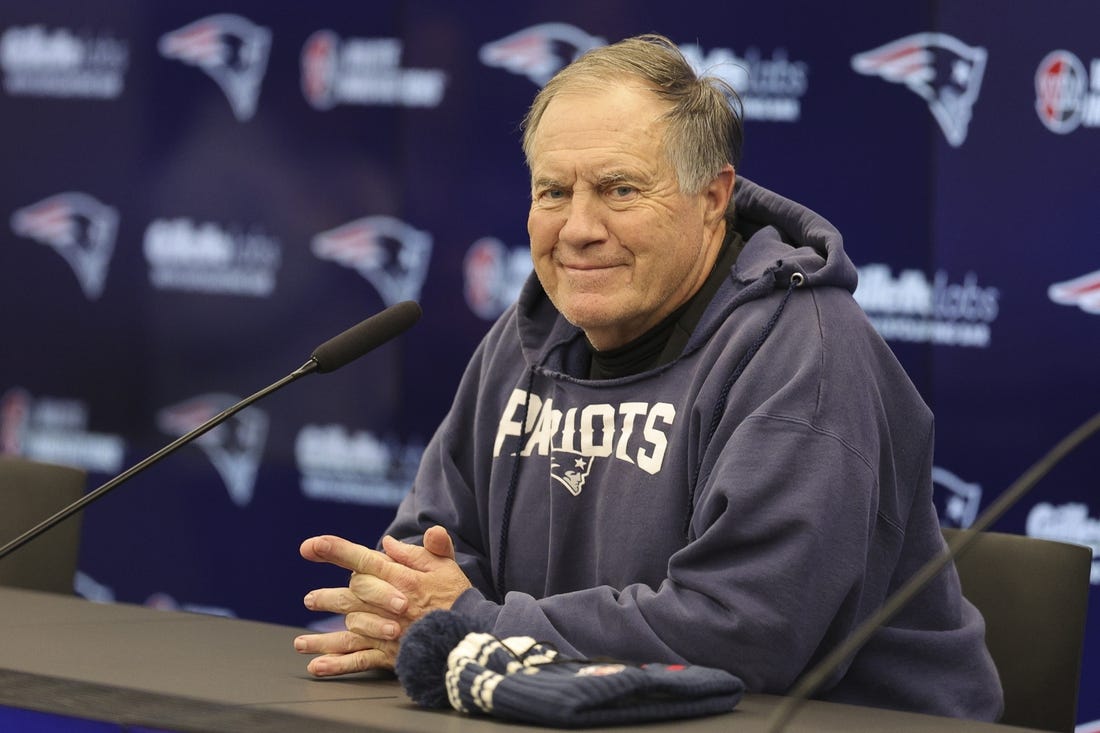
left=851, top=32, right=987, bottom=147
left=479, top=23, right=604, bottom=87
left=10, top=192, right=118, bottom=300
left=550, top=449, right=595, bottom=497
left=158, top=14, right=271, bottom=121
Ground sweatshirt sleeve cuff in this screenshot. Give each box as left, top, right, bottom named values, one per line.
left=451, top=587, right=502, bottom=631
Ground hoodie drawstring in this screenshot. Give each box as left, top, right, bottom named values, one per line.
left=495, top=367, right=537, bottom=601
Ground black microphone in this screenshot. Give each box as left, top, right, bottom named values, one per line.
left=311, top=300, right=422, bottom=373
left=766, top=408, right=1100, bottom=732
left=0, top=300, right=422, bottom=562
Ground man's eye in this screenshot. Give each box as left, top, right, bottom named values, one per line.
left=541, top=189, right=565, bottom=200
left=610, top=185, right=636, bottom=198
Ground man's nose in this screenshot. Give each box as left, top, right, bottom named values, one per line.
left=557, top=192, right=607, bottom=247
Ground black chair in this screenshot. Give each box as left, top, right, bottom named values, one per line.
left=0, top=455, right=87, bottom=594
left=944, top=527, right=1092, bottom=733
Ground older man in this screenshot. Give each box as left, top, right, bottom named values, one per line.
left=294, top=34, right=1003, bottom=720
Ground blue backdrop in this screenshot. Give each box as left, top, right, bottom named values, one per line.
left=1, top=1, right=1097, bottom=725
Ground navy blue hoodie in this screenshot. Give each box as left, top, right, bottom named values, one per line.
left=386, top=178, right=1003, bottom=720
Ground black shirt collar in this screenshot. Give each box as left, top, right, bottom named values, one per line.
left=587, top=228, right=744, bottom=379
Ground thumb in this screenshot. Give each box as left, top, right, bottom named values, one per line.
left=423, top=525, right=456, bottom=560
left=380, top=533, right=444, bottom=572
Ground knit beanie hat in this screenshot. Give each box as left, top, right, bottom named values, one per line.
left=395, top=610, right=744, bottom=728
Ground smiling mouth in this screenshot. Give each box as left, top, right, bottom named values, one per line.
left=559, top=264, right=625, bottom=290
left=560, top=262, right=621, bottom=271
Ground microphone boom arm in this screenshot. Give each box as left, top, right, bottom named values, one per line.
left=0, top=299, right=422, bottom=563
left=0, top=359, right=320, bottom=562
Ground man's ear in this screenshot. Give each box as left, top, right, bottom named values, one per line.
left=703, top=164, right=736, bottom=227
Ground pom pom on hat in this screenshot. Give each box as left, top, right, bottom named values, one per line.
left=394, top=610, right=484, bottom=708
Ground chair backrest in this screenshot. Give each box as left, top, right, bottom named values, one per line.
left=943, top=527, right=1092, bottom=733
left=0, top=455, right=87, bottom=594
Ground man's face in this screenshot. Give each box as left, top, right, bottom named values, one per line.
left=526, top=80, right=731, bottom=351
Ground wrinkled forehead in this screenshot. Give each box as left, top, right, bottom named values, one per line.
left=529, top=80, right=673, bottom=160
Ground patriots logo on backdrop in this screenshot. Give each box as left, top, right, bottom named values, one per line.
left=144, top=592, right=236, bottom=617
left=73, top=571, right=114, bottom=603
left=931, top=466, right=981, bottom=529
left=10, top=192, right=118, bottom=300
left=158, top=14, right=271, bottom=121
left=156, top=394, right=268, bottom=508
left=851, top=33, right=987, bottom=147
left=549, top=449, right=595, bottom=497
left=479, top=23, right=605, bottom=86
left=1048, top=269, right=1100, bottom=313
left=311, top=215, right=432, bottom=306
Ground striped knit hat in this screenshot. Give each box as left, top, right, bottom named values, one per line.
left=395, top=610, right=744, bottom=727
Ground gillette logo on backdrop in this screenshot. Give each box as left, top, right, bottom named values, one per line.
left=295, top=424, right=423, bottom=507
left=852, top=33, right=987, bottom=147
left=0, top=387, right=125, bottom=475
left=301, top=31, right=446, bottom=109
left=680, top=44, right=809, bottom=122
left=1034, top=50, right=1100, bottom=134
left=10, top=192, right=118, bottom=300
left=0, top=24, right=128, bottom=98
left=158, top=14, right=270, bottom=121
left=311, top=215, right=432, bottom=306
left=157, top=394, right=268, bottom=508
left=143, top=218, right=281, bottom=297
left=1028, top=503, right=1100, bottom=584
left=853, top=264, right=1000, bottom=347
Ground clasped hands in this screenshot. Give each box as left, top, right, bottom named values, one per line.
left=294, top=525, right=472, bottom=676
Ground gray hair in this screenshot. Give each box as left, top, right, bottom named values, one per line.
left=521, top=34, right=743, bottom=207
